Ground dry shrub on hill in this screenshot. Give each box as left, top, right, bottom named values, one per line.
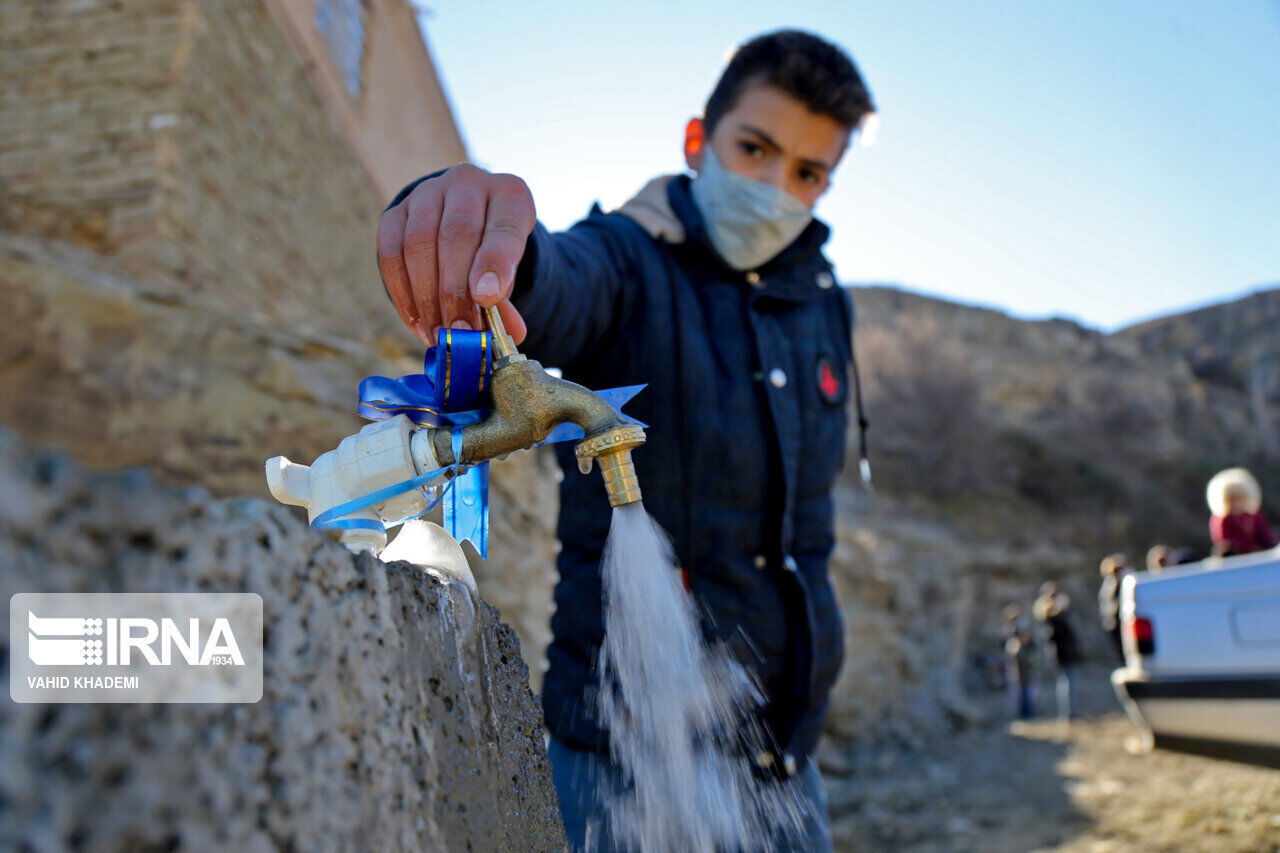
left=855, top=315, right=1012, bottom=501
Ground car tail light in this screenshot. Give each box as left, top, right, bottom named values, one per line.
left=1127, top=614, right=1155, bottom=656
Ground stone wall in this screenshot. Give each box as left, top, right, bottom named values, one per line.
left=265, top=0, right=468, bottom=202
left=150, top=0, right=400, bottom=339
left=0, top=231, right=397, bottom=497
left=0, top=0, right=184, bottom=260
left=0, top=428, right=565, bottom=851
left=1, top=0, right=456, bottom=339
left=0, top=0, right=455, bottom=495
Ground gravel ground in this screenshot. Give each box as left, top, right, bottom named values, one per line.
left=823, top=665, right=1280, bottom=852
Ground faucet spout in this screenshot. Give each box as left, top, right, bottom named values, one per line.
left=429, top=307, right=645, bottom=506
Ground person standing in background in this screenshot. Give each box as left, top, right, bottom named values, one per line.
left=1034, top=582, right=1083, bottom=724
left=1096, top=554, right=1129, bottom=664
left=1001, top=604, right=1037, bottom=719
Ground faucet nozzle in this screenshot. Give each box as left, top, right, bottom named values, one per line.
left=575, top=424, right=645, bottom=507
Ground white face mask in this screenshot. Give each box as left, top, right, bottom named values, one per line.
left=689, top=147, right=814, bottom=271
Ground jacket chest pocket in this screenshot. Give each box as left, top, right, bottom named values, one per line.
left=753, top=301, right=851, bottom=488
left=798, top=338, right=851, bottom=484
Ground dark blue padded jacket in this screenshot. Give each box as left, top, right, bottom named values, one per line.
left=391, top=173, right=855, bottom=773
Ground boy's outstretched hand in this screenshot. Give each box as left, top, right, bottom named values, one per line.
left=377, top=163, right=534, bottom=347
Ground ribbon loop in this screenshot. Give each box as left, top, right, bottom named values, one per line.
left=359, top=328, right=493, bottom=428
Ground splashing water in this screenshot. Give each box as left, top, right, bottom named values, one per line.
left=594, top=503, right=812, bottom=851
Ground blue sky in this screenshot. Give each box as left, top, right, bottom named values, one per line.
left=415, top=1, right=1280, bottom=330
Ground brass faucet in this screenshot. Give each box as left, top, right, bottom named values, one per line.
left=427, top=306, right=645, bottom=507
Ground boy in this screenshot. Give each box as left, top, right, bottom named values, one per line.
left=378, top=30, right=875, bottom=850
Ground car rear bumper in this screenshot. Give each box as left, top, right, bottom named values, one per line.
left=1112, top=669, right=1280, bottom=767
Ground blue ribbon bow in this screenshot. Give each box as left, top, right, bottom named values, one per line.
left=358, top=328, right=494, bottom=428
left=316, top=328, right=644, bottom=560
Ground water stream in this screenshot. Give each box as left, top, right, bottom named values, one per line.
left=594, top=502, right=811, bottom=851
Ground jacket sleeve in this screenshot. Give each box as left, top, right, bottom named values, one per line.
left=507, top=210, right=648, bottom=368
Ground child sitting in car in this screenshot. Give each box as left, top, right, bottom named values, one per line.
left=1206, top=467, right=1279, bottom=556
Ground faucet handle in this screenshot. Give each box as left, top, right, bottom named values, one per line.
left=481, top=305, right=525, bottom=368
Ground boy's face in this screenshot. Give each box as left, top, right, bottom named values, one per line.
left=1226, top=490, right=1249, bottom=514
left=684, top=82, right=851, bottom=208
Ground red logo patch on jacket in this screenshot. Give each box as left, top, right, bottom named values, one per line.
left=817, top=357, right=842, bottom=404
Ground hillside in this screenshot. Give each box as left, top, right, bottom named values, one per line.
left=1117, top=286, right=1280, bottom=457
left=849, top=284, right=1280, bottom=556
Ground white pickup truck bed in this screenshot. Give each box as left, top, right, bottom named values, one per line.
left=1111, top=546, right=1280, bottom=767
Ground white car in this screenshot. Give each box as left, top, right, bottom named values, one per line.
left=1111, top=546, right=1280, bottom=768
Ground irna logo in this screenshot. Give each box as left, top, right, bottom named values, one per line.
left=12, top=593, right=263, bottom=703
left=28, top=612, right=245, bottom=667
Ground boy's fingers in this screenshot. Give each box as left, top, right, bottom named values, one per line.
left=436, top=174, right=487, bottom=332
left=376, top=204, right=422, bottom=340
left=470, top=174, right=535, bottom=307
left=402, top=181, right=446, bottom=340
left=378, top=166, right=534, bottom=346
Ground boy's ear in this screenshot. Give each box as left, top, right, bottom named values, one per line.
left=683, top=117, right=706, bottom=172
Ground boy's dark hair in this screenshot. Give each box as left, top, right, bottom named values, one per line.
left=703, top=30, right=875, bottom=137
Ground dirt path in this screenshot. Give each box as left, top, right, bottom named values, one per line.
left=823, top=666, right=1280, bottom=852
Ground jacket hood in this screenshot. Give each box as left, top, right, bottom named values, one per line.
left=614, top=175, right=687, bottom=243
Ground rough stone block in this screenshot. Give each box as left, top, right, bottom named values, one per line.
left=0, top=428, right=566, bottom=851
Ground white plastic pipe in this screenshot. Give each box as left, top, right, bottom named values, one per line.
left=265, top=414, right=448, bottom=554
